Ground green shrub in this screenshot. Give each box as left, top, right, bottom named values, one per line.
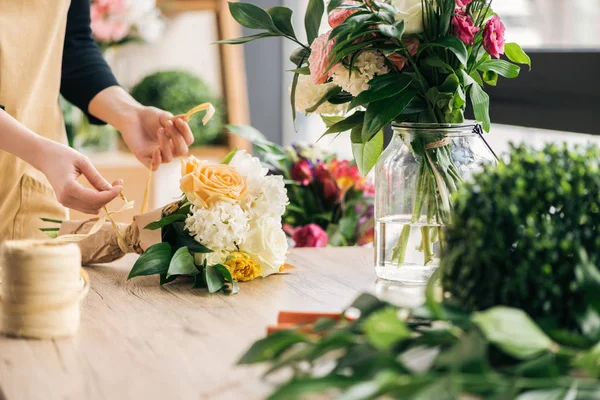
left=130, top=70, right=225, bottom=146
left=441, top=143, right=600, bottom=337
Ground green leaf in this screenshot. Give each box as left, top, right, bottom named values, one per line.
left=166, top=247, right=198, bottom=278
left=288, top=66, right=310, bottom=75
left=306, top=85, right=342, bottom=113
left=269, top=377, right=354, bottom=400
left=478, top=59, right=521, bottom=79
left=469, top=82, right=491, bottom=132
left=159, top=273, right=177, bottom=285
left=338, top=215, right=359, bottom=239
left=469, top=70, right=484, bottom=87
left=324, top=111, right=365, bottom=135
left=166, top=221, right=213, bottom=253
left=290, top=47, right=310, bottom=66
left=227, top=124, right=269, bottom=143
left=321, top=115, right=344, bottom=128
left=215, top=32, right=278, bottom=45
left=239, top=330, right=312, bottom=364
left=505, top=42, right=531, bottom=70
left=378, top=20, right=405, bottom=41
left=145, top=214, right=186, bottom=230
left=267, top=6, right=296, bottom=38
left=291, top=71, right=301, bottom=122
left=349, top=74, right=413, bottom=110
left=363, top=307, right=411, bottom=350
left=435, top=36, right=468, bottom=66
left=327, top=0, right=344, bottom=13
left=128, top=243, right=172, bottom=280
left=472, top=307, right=556, bottom=360
left=228, top=2, right=279, bottom=32
left=220, top=147, right=238, bottom=165
left=482, top=70, right=498, bottom=86
left=347, top=293, right=387, bottom=317
left=305, top=0, right=325, bottom=44
left=351, top=127, right=383, bottom=176
left=214, top=264, right=240, bottom=295
left=205, top=264, right=226, bottom=294
left=362, top=90, right=416, bottom=141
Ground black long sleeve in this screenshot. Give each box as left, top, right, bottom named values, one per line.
left=60, top=0, right=119, bottom=125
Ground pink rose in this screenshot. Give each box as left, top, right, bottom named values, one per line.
left=308, top=31, right=336, bottom=85
left=456, top=0, right=473, bottom=7
left=483, top=15, right=506, bottom=58
left=452, top=12, right=480, bottom=45
left=292, top=224, right=329, bottom=248
left=291, top=159, right=313, bottom=186
left=328, top=1, right=359, bottom=28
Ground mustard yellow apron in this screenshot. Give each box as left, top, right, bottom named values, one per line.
left=0, top=0, right=71, bottom=240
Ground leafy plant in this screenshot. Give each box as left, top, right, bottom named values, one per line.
left=239, top=293, right=600, bottom=399
left=130, top=70, right=225, bottom=146
left=237, top=144, right=600, bottom=398
left=441, top=144, right=600, bottom=339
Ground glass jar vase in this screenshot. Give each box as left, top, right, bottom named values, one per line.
left=375, top=122, right=496, bottom=284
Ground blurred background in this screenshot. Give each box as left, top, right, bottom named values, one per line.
left=68, top=0, right=600, bottom=220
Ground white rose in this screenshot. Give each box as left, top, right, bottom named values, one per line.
left=240, top=216, right=288, bottom=277
left=392, top=0, right=425, bottom=35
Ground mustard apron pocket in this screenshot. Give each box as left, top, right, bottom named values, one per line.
left=13, top=172, right=67, bottom=240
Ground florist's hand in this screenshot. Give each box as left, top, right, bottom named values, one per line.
left=39, top=140, right=123, bottom=214
left=119, top=106, right=195, bottom=170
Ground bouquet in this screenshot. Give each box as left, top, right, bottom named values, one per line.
left=46, top=149, right=290, bottom=295
left=220, top=0, right=530, bottom=257
left=238, top=127, right=375, bottom=247
left=90, top=0, right=165, bottom=49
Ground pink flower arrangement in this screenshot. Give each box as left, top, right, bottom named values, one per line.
left=90, top=0, right=164, bottom=48
left=290, top=224, right=329, bottom=248
left=328, top=1, right=359, bottom=28
left=91, top=0, right=130, bottom=43
left=255, top=141, right=374, bottom=248
left=456, top=0, right=473, bottom=7
left=452, top=12, right=480, bottom=45
left=308, top=32, right=337, bottom=85
left=483, top=15, right=506, bottom=58
left=291, top=159, right=314, bottom=186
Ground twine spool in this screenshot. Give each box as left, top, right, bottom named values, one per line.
left=0, top=240, right=89, bottom=339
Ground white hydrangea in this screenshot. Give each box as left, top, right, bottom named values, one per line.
left=185, top=201, right=249, bottom=265
left=331, top=51, right=390, bottom=96
left=229, top=151, right=289, bottom=220
left=294, top=75, right=347, bottom=116
left=249, top=175, right=288, bottom=220
left=229, top=150, right=268, bottom=196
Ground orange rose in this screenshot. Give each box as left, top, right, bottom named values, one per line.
left=180, top=156, right=247, bottom=208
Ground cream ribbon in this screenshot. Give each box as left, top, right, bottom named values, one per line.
left=0, top=241, right=90, bottom=339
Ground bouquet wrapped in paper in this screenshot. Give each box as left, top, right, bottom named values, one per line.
left=47, top=148, right=290, bottom=294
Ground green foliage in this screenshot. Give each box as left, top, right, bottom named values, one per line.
left=127, top=201, right=237, bottom=294
left=238, top=293, right=600, bottom=399
left=220, top=0, right=530, bottom=175
left=130, top=70, right=224, bottom=146
left=441, top=144, right=600, bottom=338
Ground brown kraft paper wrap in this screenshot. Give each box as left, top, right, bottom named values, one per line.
left=57, top=208, right=163, bottom=265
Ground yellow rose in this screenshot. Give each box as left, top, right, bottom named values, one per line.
left=180, top=156, right=247, bottom=208
left=223, top=252, right=262, bottom=282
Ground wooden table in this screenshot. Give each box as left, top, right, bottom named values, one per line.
left=0, top=248, right=411, bottom=400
